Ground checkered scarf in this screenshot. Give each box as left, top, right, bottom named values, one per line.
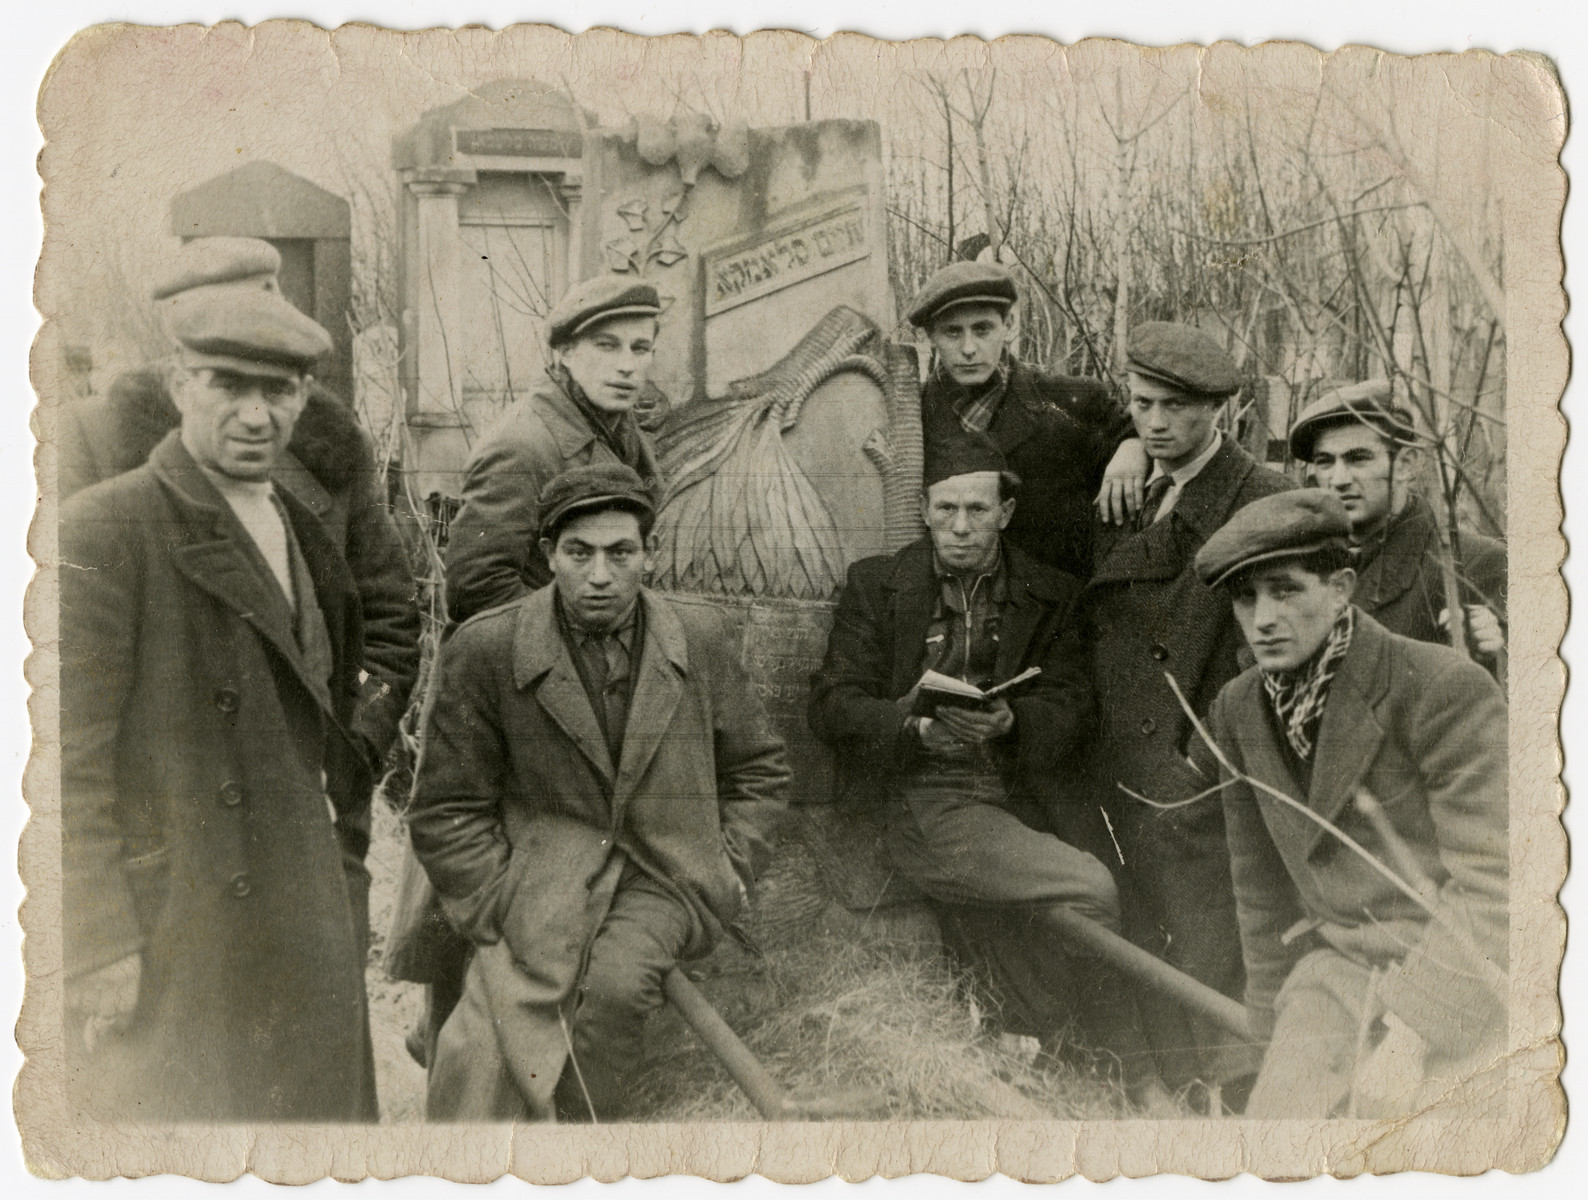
left=935, top=358, right=1012, bottom=434
left=1260, top=606, right=1355, bottom=762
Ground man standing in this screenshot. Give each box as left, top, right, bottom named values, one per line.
left=1288, top=380, right=1506, bottom=661
left=58, top=236, right=421, bottom=948
left=59, top=287, right=377, bottom=1120
left=1194, top=490, right=1507, bottom=1118
left=1079, top=321, right=1291, bottom=1104
left=910, top=261, right=1147, bottom=578
left=411, top=464, right=790, bottom=1121
left=809, top=440, right=1169, bottom=1109
left=444, top=276, right=665, bottom=624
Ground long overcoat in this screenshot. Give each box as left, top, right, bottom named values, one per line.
left=408, top=586, right=790, bottom=1119
left=443, top=371, right=663, bottom=624
left=920, top=360, right=1132, bottom=579
left=1210, top=611, right=1508, bottom=1055
left=59, top=433, right=377, bottom=1121
left=1078, top=435, right=1290, bottom=1088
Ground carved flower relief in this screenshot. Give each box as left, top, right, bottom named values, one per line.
left=604, top=194, right=691, bottom=275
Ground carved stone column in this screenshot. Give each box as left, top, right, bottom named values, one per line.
left=404, top=175, right=472, bottom=420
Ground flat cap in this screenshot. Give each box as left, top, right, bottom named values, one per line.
left=1195, top=489, right=1352, bottom=589
left=1288, top=380, right=1416, bottom=461
left=151, top=237, right=282, bottom=302
left=546, top=276, right=662, bottom=346
left=168, top=288, right=333, bottom=379
left=906, top=262, right=1018, bottom=328
left=1126, top=322, right=1241, bottom=399
left=923, top=432, right=1010, bottom=490
left=538, top=462, right=657, bottom=538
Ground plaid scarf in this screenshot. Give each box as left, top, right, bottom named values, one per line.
left=1261, top=607, right=1355, bottom=762
left=933, top=358, right=1012, bottom=434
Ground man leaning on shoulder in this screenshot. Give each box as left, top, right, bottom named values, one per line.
left=1194, top=489, right=1508, bottom=1119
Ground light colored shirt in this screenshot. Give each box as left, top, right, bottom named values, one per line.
left=200, top=467, right=295, bottom=608
left=1144, top=429, right=1223, bottom=523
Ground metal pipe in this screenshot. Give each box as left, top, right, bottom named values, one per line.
left=663, top=968, right=792, bottom=1120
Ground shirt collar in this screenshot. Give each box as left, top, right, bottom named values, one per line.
left=1145, top=428, right=1223, bottom=490
left=931, top=544, right=1008, bottom=599
left=555, top=589, right=640, bottom=647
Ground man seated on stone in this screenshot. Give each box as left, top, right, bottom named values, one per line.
left=910, top=261, right=1149, bottom=579
left=444, top=275, right=667, bottom=624
left=409, top=463, right=792, bottom=1121
left=808, top=437, right=1171, bottom=1111
left=1194, top=489, right=1507, bottom=1119
left=1288, top=380, right=1506, bottom=666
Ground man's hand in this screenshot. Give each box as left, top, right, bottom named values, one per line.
left=68, top=952, right=142, bottom=1051
left=934, top=698, right=1015, bottom=744
left=1353, top=1011, right=1429, bottom=1117
left=916, top=716, right=965, bottom=755
left=1094, top=438, right=1148, bottom=525
left=1440, top=604, right=1505, bottom=656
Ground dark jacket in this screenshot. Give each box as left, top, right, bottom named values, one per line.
left=1355, top=493, right=1507, bottom=651
left=921, top=359, right=1132, bottom=578
left=58, top=365, right=421, bottom=762
left=444, top=371, right=662, bottom=624
left=409, top=586, right=791, bottom=1117
left=1082, top=436, right=1293, bottom=852
left=59, top=433, right=376, bottom=1121
left=1211, top=611, right=1508, bottom=1055
left=808, top=536, right=1093, bottom=815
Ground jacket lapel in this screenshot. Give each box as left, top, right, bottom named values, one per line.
left=994, top=546, right=1069, bottom=680
left=1300, top=612, right=1392, bottom=856
left=885, top=541, right=938, bottom=695
left=612, top=592, right=688, bottom=815
left=512, top=588, right=616, bottom=786
left=990, top=365, right=1038, bottom=456
left=1356, top=496, right=1433, bottom=610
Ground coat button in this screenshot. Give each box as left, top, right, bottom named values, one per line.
left=1149, top=643, right=1170, bottom=661
left=229, top=872, right=252, bottom=898
left=218, top=781, right=244, bottom=807
left=213, top=687, right=240, bottom=713
left=1139, top=718, right=1157, bottom=736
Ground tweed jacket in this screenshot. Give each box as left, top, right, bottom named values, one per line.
left=921, top=359, right=1133, bottom=579
left=408, top=586, right=790, bottom=1114
left=1210, top=612, right=1508, bottom=1056
left=1080, top=436, right=1292, bottom=853
left=807, top=536, right=1093, bottom=812
left=58, top=365, right=421, bottom=763
left=1355, top=493, right=1507, bottom=649
left=444, top=371, right=663, bottom=624
left=59, top=433, right=376, bottom=1120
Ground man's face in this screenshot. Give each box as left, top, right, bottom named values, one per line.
left=557, top=315, right=659, bottom=414
left=1230, top=561, right=1356, bottom=673
left=921, top=471, right=1015, bottom=575
left=1306, top=423, right=1409, bottom=537
left=541, top=508, right=657, bottom=632
left=171, top=364, right=308, bottom=481
left=1128, top=374, right=1219, bottom=473
left=927, top=304, right=1014, bottom=388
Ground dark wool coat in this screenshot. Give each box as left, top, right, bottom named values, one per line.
left=1211, top=612, right=1508, bottom=1056
left=1078, top=436, right=1290, bottom=1088
left=59, top=434, right=377, bottom=1121
left=1354, top=493, right=1508, bottom=650
left=807, top=537, right=1097, bottom=839
left=408, top=587, right=790, bottom=1118
left=58, top=366, right=421, bottom=764
left=443, top=372, right=663, bottom=625
left=921, top=360, right=1133, bottom=580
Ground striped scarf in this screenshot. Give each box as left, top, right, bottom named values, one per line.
left=934, top=359, right=1012, bottom=434
left=1261, top=606, right=1355, bottom=762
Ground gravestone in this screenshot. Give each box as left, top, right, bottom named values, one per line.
left=170, top=161, right=353, bottom=399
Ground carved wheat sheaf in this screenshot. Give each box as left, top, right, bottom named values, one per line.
left=652, top=305, right=922, bottom=599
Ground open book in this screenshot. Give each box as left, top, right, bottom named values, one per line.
left=910, top=666, right=1042, bottom=717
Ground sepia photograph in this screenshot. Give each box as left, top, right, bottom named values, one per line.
left=13, top=6, right=1570, bottom=1186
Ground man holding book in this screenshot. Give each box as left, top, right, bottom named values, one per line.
left=809, top=438, right=1168, bottom=1108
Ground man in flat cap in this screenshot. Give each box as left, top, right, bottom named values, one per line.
left=1289, top=380, right=1506, bottom=665
left=58, top=237, right=421, bottom=954
left=59, top=283, right=379, bottom=1120
left=411, top=464, right=790, bottom=1120
left=1076, top=321, right=1291, bottom=1106
left=1194, top=489, right=1507, bottom=1118
left=910, top=261, right=1148, bottom=579
left=809, top=437, right=1171, bottom=1111
left=444, top=275, right=667, bottom=625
